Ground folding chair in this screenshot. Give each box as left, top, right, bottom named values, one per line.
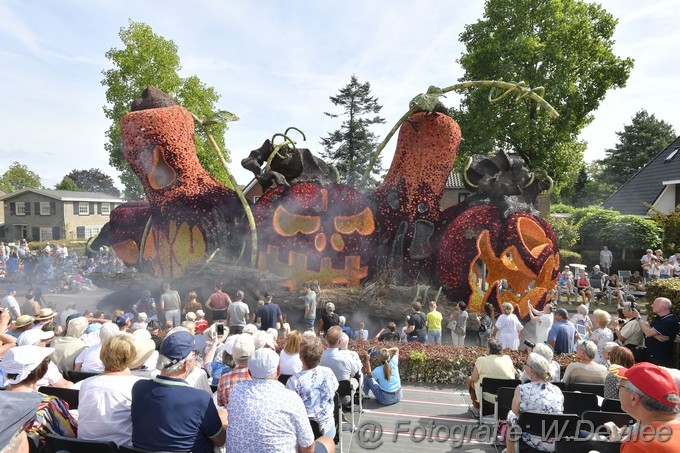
left=478, top=377, right=521, bottom=425
left=38, top=386, right=79, bottom=410
left=582, top=410, right=635, bottom=428
left=552, top=381, right=567, bottom=391
left=44, top=433, right=118, bottom=453
left=562, top=391, right=600, bottom=415
left=516, top=411, right=579, bottom=452
left=333, top=392, right=346, bottom=453
left=589, top=278, right=605, bottom=302
left=66, top=370, right=98, bottom=383
left=494, top=387, right=516, bottom=447
left=567, top=382, right=605, bottom=397
left=555, top=437, right=622, bottom=453
left=601, top=398, right=622, bottom=413
left=278, top=374, right=292, bottom=385
left=337, top=379, right=358, bottom=428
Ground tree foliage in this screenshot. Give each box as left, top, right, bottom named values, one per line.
left=102, top=21, right=229, bottom=200
left=601, top=215, right=662, bottom=257
left=648, top=205, right=680, bottom=256
left=321, top=75, right=386, bottom=190
left=597, top=109, right=676, bottom=188
left=557, top=161, right=616, bottom=206
left=54, top=177, right=81, bottom=191
left=0, top=162, right=42, bottom=193
left=547, top=216, right=580, bottom=250
left=574, top=207, right=620, bottom=247
left=451, top=0, right=633, bottom=195
left=60, top=169, right=121, bottom=197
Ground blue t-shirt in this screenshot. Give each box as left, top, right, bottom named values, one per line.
left=371, top=354, right=401, bottom=392
left=647, top=313, right=679, bottom=361
left=256, top=303, right=282, bottom=331
left=554, top=322, right=576, bottom=354
left=131, top=376, right=222, bottom=453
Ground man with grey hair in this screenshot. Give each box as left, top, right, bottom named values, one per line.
left=131, top=331, right=226, bottom=452
left=630, top=297, right=679, bottom=367
left=467, top=338, right=516, bottom=416
left=615, top=362, right=680, bottom=450
left=561, top=340, right=607, bottom=386
left=320, top=326, right=361, bottom=403
left=226, top=290, right=249, bottom=335
left=520, top=342, right=561, bottom=382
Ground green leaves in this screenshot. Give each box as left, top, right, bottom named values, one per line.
left=0, top=162, right=43, bottom=193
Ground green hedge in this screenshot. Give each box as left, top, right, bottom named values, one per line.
left=559, top=250, right=582, bottom=266
left=643, top=278, right=680, bottom=322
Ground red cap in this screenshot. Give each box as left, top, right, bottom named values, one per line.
left=613, top=363, right=679, bottom=407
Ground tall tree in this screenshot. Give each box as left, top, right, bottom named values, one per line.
left=321, top=75, right=386, bottom=189
left=102, top=21, right=229, bottom=200
left=61, top=169, right=121, bottom=197
left=598, top=109, right=676, bottom=188
left=451, top=0, right=633, bottom=194
left=0, top=162, right=42, bottom=193
left=55, top=177, right=81, bottom=191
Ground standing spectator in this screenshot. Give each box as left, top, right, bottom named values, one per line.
left=132, top=291, right=157, bottom=320
left=659, top=259, right=673, bottom=279
left=131, top=331, right=226, bottom=452
left=448, top=301, right=468, bottom=346
left=600, top=245, right=613, bottom=275
left=571, top=303, right=593, bottom=338
left=527, top=302, right=553, bottom=345
left=205, top=283, right=231, bottom=323
left=302, top=282, right=316, bottom=331
left=182, top=291, right=202, bottom=316
left=21, top=293, right=40, bottom=317
left=5, top=249, right=20, bottom=284
left=159, top=282, right=181, bottom=328
left=616, top=363, right=680, bottom=451
left=217, top=334, right=255, bottom=407
left=466, top=338, right=516, bottom=416
left=613, top=302, right=645, bottom=362
left=256, top=292, right=284, bottom=332
left=194, top=310, right=209, bottom=334
left=227, top=348, right=333, bottom=453
left=317, top=302, right=339, bottom=337
left=477, top=303, right=494, bottom=347
left=353, top=320, right=368, bottom=341
left=338, top=316, right=353, bottom=338
left=640, top=249, right=654, bottom=279
left=375, top=322, right=400, bottom=342
left=492, top=302, right=523, bottom=350
left=405, top=302, right=428, bottom=343
left=631, top=297, right=679, bottom=367
left=426, top=301, right=443, bottom=345
left=286, top=336, right=339, bottom=439
left=548, top=308, right=577, bottom=354
left=649, top=257, right=661, bottom=280
left=2, top=287, right=20, bottom=321
left=226, top=291, right=249, bottom=335
left=561, top=340, right=608, bottom=386
left=589, top=309, right=614, bottom=365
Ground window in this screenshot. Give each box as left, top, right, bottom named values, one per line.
left=78, top=203, right=89, bottom=215
left=101, top=203, right=111, bottom=215
left=40, top=227, right=53, bottom=242
left=40, top=202, right=51, bottom=215
left=666, top=148, right=679, bottom=162
left=84, top=226, right=101, bottom=239
left=16, top=202, right=26, bottom=216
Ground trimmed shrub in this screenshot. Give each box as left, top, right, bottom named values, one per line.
left=643, top=278, right=680, bottom=322
left=559, top=250, right=582, bottom=266
left=550, top=203, right=576, bottom=214
left=548, top=217, right=579, bottom=249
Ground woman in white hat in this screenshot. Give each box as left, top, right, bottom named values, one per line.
left=0, top=345, right=78, bottom=438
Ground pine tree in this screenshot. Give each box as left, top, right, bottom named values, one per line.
left=321, top=75, right=385, bottom=190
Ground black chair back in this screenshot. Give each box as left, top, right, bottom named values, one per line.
left=517, top=411, right=580, bottom=438
left=66, top=370, right=98, bottom=383
left=309, top=418, right=323, bottom=439
left=44, top=433, right=118, bottom=453
left=496, top=387, right=516, bottom=422
left=480, top=377, right=521, bottom=413
left=278, top=374, right=292, bottom=386
left=552, top=381, right=567, bottom=390
left=562, top=391, right=600, bottom=415
left=555, top=437, right=621, bottom=453
left=38, top=386, right=79, bottom=410
left=601, top=398, right=622, bottom=413
left=337, top=379, right=353, bottom=398
left=567, top=382, right=605, bottom=397
left=582, top=410, right=635, bottom=428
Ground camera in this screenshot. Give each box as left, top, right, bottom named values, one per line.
left=216, top=323, right=225, bottom=336
left=618, top=318, right=625, bottom=325
left=523, top=340, right=536, bottom=349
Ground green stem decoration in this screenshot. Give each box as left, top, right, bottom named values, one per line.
left=192, top=112, right=258, bottom=268
left=265, top=128, right=307, bottom=172
left=361, top=80, right=559, bottom=185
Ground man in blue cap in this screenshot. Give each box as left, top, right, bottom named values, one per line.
left=131, top=330, right=225, bottom=453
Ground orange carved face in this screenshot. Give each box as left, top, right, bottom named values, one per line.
left=254, top=182, right=377, bottom=289
left=142, top=220, right=207, bottom=277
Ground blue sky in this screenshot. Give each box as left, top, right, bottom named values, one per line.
left=1, top=0, right=679, bottom=191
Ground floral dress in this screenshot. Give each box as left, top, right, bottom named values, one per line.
left=507, top=382, right=564, bottom=451
left=590, top=327, right=614, bottom=365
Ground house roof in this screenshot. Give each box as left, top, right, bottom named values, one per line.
left=0, top=188, right=123, bottom=203
left=603, top=136, right=680, bottom=215
left=445, top=171, right=465, bottom=189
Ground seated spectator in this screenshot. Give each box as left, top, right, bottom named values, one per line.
left=605, top=273, right=626, bottom=306
left=353, top=320, right=369, bottom=341
left=575, top=271, right=593, bottom=305
left=194, top=309, right=209, bottom=334
left=466, top=338, right=516, bottom=416
left=339, top=315, right=353, bottom=338
left=649, top=257, right=661, bottom=280
left=588, top=309, right=614, bottom=365
left=17, top=329, right=72, bottom=388
left=217, top=334, right=255, bottom=407
left=561, top=340, right=608, bottom=386
left=146, top=319, right=164, bottom=350
left=202, top=329, right=228, bottom=386
left=520, top=342, right=560, bottom=383
left=130, top=312, right=148, bottom=331
left=590, top=265, right=606, bottom=281
left=0, top=391, right=42, bottom=453
left=604, top=346, right=635, bottom=399
left=129, top=330, right=159, bottom=379
left=320, top=326, right=361, bottom=404
left=375, top=322, right=400, bottom=342
left=362, top=346, right=402, bottom=405
left=659, top=259, right=673, bottom=279
left=50, top=315, right=89, bottom=374
left=287, top=336, right=339, bottom=439
left=558, top=265, right=575, bottom=303
left=131, top=331, right=226, bottom=452
left=227, top=348, right=334, bottom=452
left=505, top=353, right=564, bottom=453
left=626, top=271, right=645, bottom=291
left=9, top=315, right=34, bottom=339
left=78, top=335, right=144, bottom=446
left=74, top=322, right=120, bottom=373
left=0, top=345, right=78, bottom=438
left=613, top=302, right=645, bottom=362
left=279, top=330, right=303, bottom=377
left=615, top=363, right=680, bottom=450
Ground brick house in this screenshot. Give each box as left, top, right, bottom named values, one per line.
left=0, top=188, right=122, bottom=242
